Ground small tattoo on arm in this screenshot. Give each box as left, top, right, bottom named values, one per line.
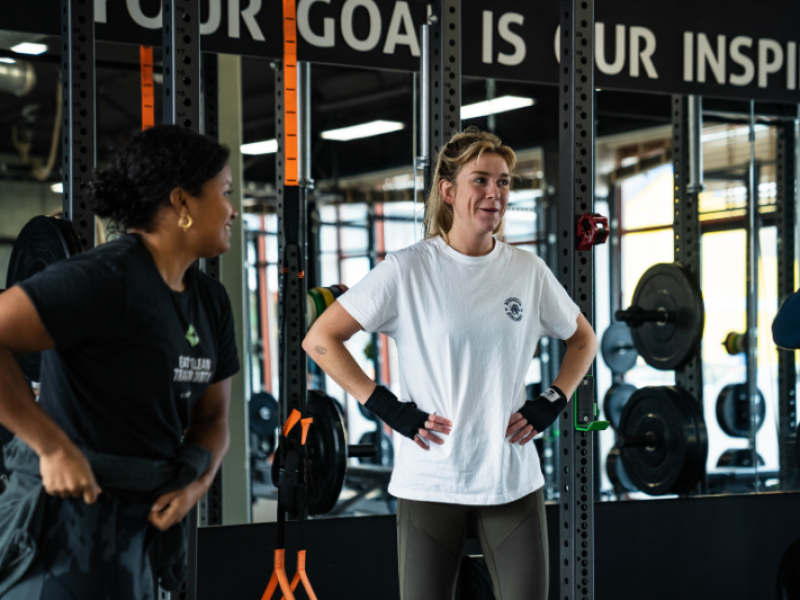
left=314, top=346, right=328, bottom=355
left=578, top=343, right=586, bottom=351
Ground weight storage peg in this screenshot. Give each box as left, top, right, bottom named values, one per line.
left=576, top=213, right=610, bottom=251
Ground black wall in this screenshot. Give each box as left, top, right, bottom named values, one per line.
left=198, top=492, right=800, bottom=599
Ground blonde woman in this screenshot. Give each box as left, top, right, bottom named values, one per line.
left=304, top=128, right=596, bottom=600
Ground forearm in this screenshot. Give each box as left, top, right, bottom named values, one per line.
left=0, top=347, right=72, bottom=457
left=552, top=331, right=598, bottom=399
left=184, top=416, right=229, bottom=489
left=302, top=333, right=376, bottom=403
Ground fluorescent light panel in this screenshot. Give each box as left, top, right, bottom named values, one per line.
left=0, top=58, right=16, bottom=64
left=50, top=183, right=63, bottom=193
left=321, top=120, right=404, bottom=142
left=461, top=95, right=535, bottom=120
left=11, top=42, right=48, bottom=55
left=241, top=139, right=278, bottom=155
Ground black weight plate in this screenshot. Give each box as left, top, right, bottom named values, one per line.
left=603, top=383, right=637, bottom=430
left=628, top=263, right=704, bottom=370
left=715, top=383, right=767, bottom=438
left=679, top=388, right=709, bottom=494
left=6, top=216, right=82, bottom=382
left=716, top=448, right=765, bottom=468
left=306, top=389, right=348, bottom=516
left=358, top=431, right=394, bottom=467
left=454, top=557, right=494, bottom=600
left=606, top=447, right=637, bottom=493
left=249, top=392, right=279, bottom=455
left=619, top=386, right=707, bottom=496
left=601, top=323, right=638, bottom=373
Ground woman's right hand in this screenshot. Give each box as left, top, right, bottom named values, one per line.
left=414, top=413, right=453, bottom=451
left=39, top=442, right=102, bottom=504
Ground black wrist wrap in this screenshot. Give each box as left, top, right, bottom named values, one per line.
left=364, top=385, right=430, bottom=440
left=519, top=385, right=568, bottom=433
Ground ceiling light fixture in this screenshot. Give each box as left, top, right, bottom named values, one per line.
left=321, top=120, right=404, bottom=142
left=0, top=58, right=16, bottom=64
left=241, top=139, right=278, bottom=155
left=461, top=95, right=535, bottom=120
left=50, top=182, right=63, bottom=193
left=10, top=42, right=48, bottom=55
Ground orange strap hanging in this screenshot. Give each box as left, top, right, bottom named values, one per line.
left=282, top=0, right=299, bottom=186
left=262, top=412, right=317, bottom=600
left=139, top=46, right=154, bottom=131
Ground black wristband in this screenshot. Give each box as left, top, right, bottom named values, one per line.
left=364, top=385, right=430, bottom=440
left=519, top=385, right=568, bottom=433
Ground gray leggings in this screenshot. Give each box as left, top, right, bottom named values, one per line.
left=396, top=488, right=548, bottom=600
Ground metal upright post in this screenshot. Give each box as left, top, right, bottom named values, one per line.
left=558, top=1, right=598, bottom=598
left=776, top=118, right=798, bottom=490
left=745, top=103, right=760, bottom=488
left=197, top=52, right=224, bottom=528
left=672, top=97, right=705, bottom=408
left=418, top=24, right=431, bottom=200
left=424, top=0, right=461, bottom=214
left=61, top=0, right=96, bottom=249
left=161, top=1, right=201, bottom=597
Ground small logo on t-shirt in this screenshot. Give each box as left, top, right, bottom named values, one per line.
left=504, top=297, right=523, bottom=322
left=185, top=324, right=200, bottom=347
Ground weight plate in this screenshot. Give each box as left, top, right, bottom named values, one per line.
left=306, top=293, right=318, bottom=329
left=606, top=447, right=637, bottom=493
left=358, top=431, right=394, bottom=466
left=6, top=216, right=82, bottom=381
left=308, top=288, right=326, bottom=322
left=329, top=284, right=344, bottom=299
left=603, top=383, right=637, bottom=430
left=716, top=448, right=765, bottom=468
left=454, top=557, right=494, bottom=600
left=306, top=389, right=348, bottom=515
left=715, top=383, right=766, bottom=438
left=249, top=392, right=279, bottom=456
left=601, top=323, right=638, bottom=373
left=627, top=263, right=704, bottom=370
left=318, top=286, right=335, bottom=308
left=619, top=386, right=707, bottom=496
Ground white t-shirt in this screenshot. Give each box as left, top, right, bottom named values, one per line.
left=337, top=236, right=580, bottom=505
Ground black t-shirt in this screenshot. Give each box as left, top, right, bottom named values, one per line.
left=18, top=234, right=240, bottom=460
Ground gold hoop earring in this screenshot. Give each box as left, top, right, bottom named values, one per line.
left=178, top=214, right=193, bottom=232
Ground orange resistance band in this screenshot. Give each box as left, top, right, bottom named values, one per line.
left=139, top=46, right=154, bottom=131
left=282, top=0, right=299, bottom=186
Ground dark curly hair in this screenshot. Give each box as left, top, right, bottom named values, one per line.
left=87, top=125, right=230, bottom=231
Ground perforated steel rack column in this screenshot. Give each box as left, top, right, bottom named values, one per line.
left=425, top=0, right=460, bottom=192
left=198, top=52, right=223, bottom=527
left=161, top=2, right=201, bottom=598
left=274, top=15, right=310, bottom=429
left=776, top=119, right=798, bottom=490
left=61, top=0, right=96, bottom=249
left=557, top=1, right=597, bottom=598
left=536, top=196, right=559, bottom=499
left=163, top=0, right=201, bottom=129
left=671, top=96, right=704, bottom=423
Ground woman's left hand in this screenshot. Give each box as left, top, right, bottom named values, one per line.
left=148, top=480, right=207, bottom=531
left=506, top=412, right=537, bottom=445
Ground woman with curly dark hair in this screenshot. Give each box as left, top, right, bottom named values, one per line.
left=0, top=125, right=240, bottom=599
